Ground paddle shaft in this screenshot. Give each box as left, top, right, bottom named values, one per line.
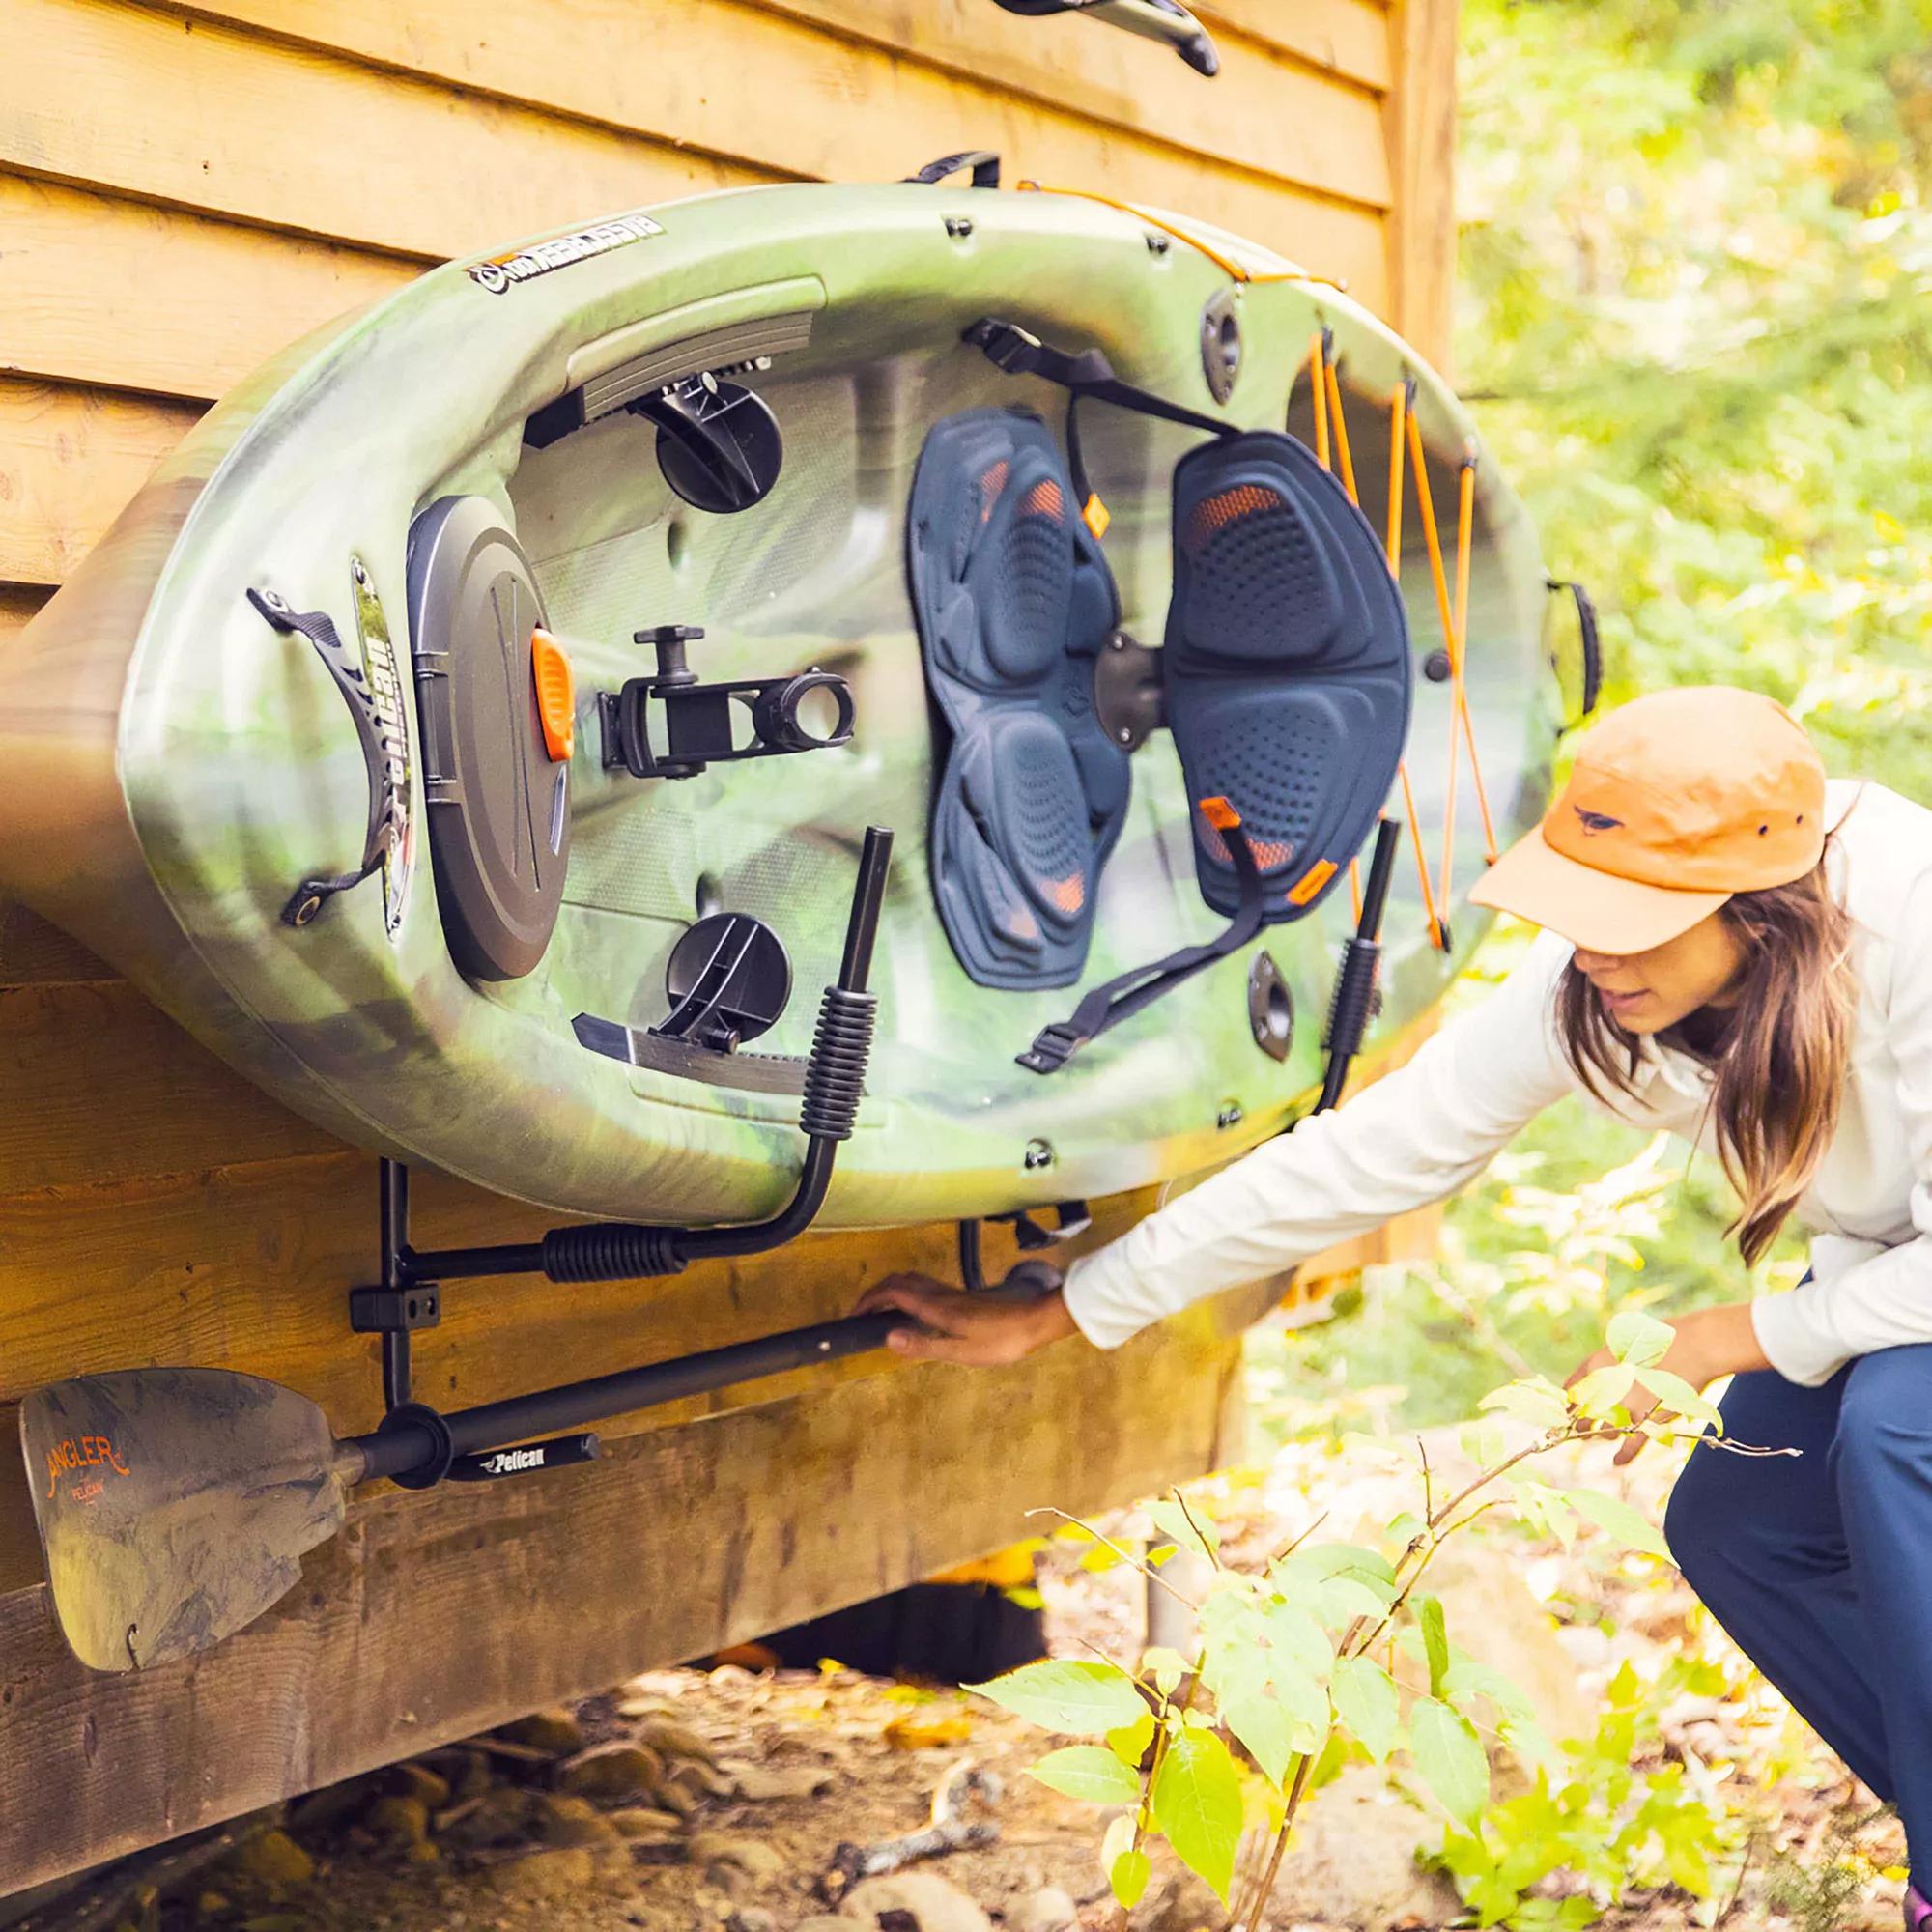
left=348, top=1311, right=901, bottom=1484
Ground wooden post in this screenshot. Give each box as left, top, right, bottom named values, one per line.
left=1383, top=0, right=1462, bottom=373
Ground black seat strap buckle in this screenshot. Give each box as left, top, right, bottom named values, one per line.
left=1017, top=801, right=1264, bottom=1075
left=1016, top=1022, right=1086, bottom=1075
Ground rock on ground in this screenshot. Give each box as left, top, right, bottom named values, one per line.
left=1274, top=1764, right=1462, bottom=1929
left=840, top=1870, right=996, bottom=1932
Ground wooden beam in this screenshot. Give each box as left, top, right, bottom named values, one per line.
left=1381, top=0, right=1460, bottom=371
left=0, top=174, right=419, bottom=400
left=0, top=1287, right=1258, bottom=1894
left=0, top=379, right=200, bottom=584
left=0, top=1152, right=1208, bottom=1586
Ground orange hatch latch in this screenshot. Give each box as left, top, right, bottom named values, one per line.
left=530, top=628, right=575, bottom=763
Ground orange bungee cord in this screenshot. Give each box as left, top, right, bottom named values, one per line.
left=1404, top=408, right=1498, bottom=921
left=1016, top=182, right=1348, bottom=290
left=1310, top=355, right=1444, bottom=952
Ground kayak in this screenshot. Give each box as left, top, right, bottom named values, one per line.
left=0, top=178, right=1560, bottom=1229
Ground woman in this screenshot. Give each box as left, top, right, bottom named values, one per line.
left=857, top=685, right=1932, bottom=1921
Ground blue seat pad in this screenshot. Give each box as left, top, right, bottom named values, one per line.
left=908, top=408, right=1130, bottom=990
left=1164, top=430, right=1412, bottom=921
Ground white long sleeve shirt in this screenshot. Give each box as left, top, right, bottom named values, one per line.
left=1063, top=780, right=1932, bottom=1387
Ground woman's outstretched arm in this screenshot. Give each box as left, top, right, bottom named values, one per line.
left=857, top=931, right=1580, bottom=1363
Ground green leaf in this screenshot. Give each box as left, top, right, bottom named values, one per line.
left=1151, top=1729, right=1245, bottom=1900
left=1147, top=1496, right=1219, bottom=1564
left=1214, top=1662, right=1298, bottom=1787
left=1029, top=1745, right=1142, bottom=1805
left=1107, top=1711, right=1156, bottom=1766
left=1565, top=1488, right=1671, bottom=1560
left=1480, top=1378, right=1574, bottom=1434
left=1443, top=1657, right=1537, bottom=1727
left=1264, top=1598, right=1334, bottom=1682
left=1109, top=1849, right=1151, bottom=1910
left=1409, top=1696, right=1491, bottom=1828
left=1634, top=1367, right=1721, bottom=1429
left=1140, top=1646, right=1192, bottom=1698
left=1608, top=1309, right=1674, bottom=1367
left=1330, top=1655, right=1402, bottom=1763
left=966, top=1659, right=1148, bottom=1736
left=1569, top=1364, right=1635, bottom=1416
left=1416, top=1593, right=1451, bottom=1698
left=1271, top=1543, right=1397, bottom=1612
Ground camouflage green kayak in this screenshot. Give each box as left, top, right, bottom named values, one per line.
left=0, top=179, right=1566, bottom=1228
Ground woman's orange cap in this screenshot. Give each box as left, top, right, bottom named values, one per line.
left=1468, top=686, right=1827, bottom=954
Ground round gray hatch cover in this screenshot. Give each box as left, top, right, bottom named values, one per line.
left=406, top=496, right=571, bottom=981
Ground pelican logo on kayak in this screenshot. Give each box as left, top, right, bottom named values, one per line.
left=1573, top=807, right=1625, bottom=836
left=350, top=558, right=414, bottom=939
left=44, top=1433, right=130, bottom=1503
left=467, top=214, right=666, bottom=295
left=475, top=1446, right=548, bottom=1476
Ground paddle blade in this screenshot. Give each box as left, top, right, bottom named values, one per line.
left=19, top=1368, right=348, bottom=1672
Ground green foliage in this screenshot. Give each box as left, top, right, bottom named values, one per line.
left=1460, top=0, right=1932, bottom=793
left=1436, top=1656, right=1746, bottom=1927
left=979, top=1329, right=1724, bottom=1929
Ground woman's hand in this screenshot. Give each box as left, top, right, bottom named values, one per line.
left=852, top=1266, right=1082, bottom=1366
left=1565, top=1302, right=1770, bottom=1465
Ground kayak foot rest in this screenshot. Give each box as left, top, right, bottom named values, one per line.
left=1164, top=430, right=1411, bottom=923
left=908, top=407, right=1130, bottom=991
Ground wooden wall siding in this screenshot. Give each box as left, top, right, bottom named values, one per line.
left=0, top=0, right=1455, bottom=595
left=0, top=0, right=1459, bottom=1887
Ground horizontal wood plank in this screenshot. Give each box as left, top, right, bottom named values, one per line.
left=171, top=0, right=1390, bottom=216
left=0, top=899, right=117, bottom=986
left=1198, top=0, right=1392, bottom=82
left=0, top=980, right=340, bottom=1189
left=5, top=0, right=1386, bottom=293
left=754, top=0, right=1391, bottom=96
left=5, top=0, right=779, bottom=264
left=0, top=378, right=200, bottom=584
left=0, top=1293, right=1251, bottom=1893
left=0, top=174, right=418, bottom=399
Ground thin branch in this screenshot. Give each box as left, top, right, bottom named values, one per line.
left=1239, top=1751, right=1317, bottom=1932
left=1418, top=1435, right=1434, bottom=1525
left=1026, top=1508, right=1202, bottom=1610
left=1262, top=1508, right=1330, bottom=1569
left=1171, top=1487, right=1224, bottom=1572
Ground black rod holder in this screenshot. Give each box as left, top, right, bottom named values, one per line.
left=1315, top=817, right=1402, bottom=1114
left=353, top=1311, right=902, bottom=1485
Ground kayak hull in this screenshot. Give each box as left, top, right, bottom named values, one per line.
left=0, top=183, right=1554, bottom=1227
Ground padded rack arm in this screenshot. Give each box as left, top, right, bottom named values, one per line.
left=393, top=827, right=891, bottom=1286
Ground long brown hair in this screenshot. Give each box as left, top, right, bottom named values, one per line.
left=1553, top=848, right=1857, bottom=1264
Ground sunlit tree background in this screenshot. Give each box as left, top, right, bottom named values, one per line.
left=1264, top=0, right=1932, bottom=1428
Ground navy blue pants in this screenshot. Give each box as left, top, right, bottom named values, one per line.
left=1665, top=1344, right=1932, bottom=1886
